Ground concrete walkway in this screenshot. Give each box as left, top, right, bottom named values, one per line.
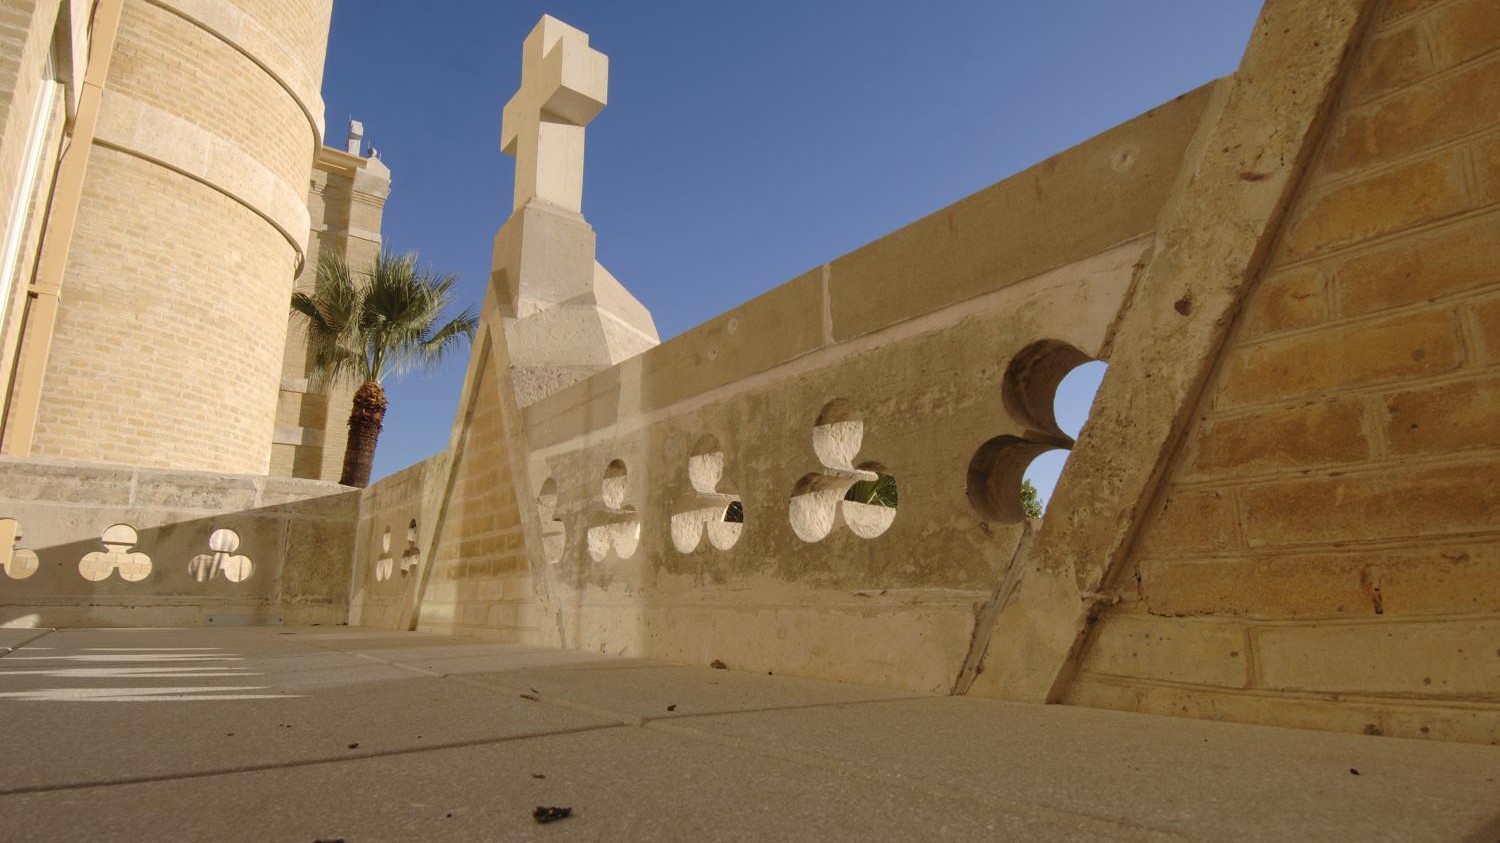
left=0, top=627, right=1496, bottom=842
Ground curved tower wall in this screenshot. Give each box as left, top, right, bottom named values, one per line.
left=31, top=0, right=331, bottom=473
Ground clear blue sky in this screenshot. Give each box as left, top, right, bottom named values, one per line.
left=321, top=1, right=1263, bottom=496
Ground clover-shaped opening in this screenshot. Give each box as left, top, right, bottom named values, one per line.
left=790, top=401, right=898, bottom=542
left=812, top=398, right=863, bottom=470
left=842, top=461, right=897, bottom=539
left=375, top=526, right=395, bottom=581
left=601, top=459, right=629, bottom=510
left=970, top=340, right=1106, bottom=523
left=672, top=435, right=744, bottom=553
left=80, top=523, right=151, bottom=583
left=588, top=460, right=640, bottom=562
left=0, top=518, right=38, bottom=581
left=400, top=518, right=421, bottom=575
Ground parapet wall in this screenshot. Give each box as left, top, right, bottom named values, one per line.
left=0, top=457, right=357, bottom=627
left=351, top=0, right=1500, bottom=744
left=351, top=85, right=1214, bottom=687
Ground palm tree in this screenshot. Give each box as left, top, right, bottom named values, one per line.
left=290, top=250, right=478, bottom=487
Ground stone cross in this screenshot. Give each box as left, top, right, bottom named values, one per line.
left=500, top=15, right=608, bottom=214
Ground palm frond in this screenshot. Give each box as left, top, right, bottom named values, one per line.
left=289, top=247, right=474, bottom=390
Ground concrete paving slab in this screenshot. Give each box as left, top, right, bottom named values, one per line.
left=0, top=725, right=1171, bottom=843
left=457, top=663, right=924, bottom=722
left=5, top=628, right=1499, bottom=842
left=654, top=695, right=1500, bottom=843
left=0, top=631, right=619, bottom=792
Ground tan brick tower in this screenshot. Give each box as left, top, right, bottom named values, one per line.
left=1, top=0, right=334, bottom=474
left=272, top=120, right=393, bottom=481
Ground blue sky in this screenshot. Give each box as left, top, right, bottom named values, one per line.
left=321, top=1, right=1263, bottom=496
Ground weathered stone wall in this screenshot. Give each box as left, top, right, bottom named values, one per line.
left=0, top=457, right=357, bottom=627
left=1065, top=0, right=1500, bottom=744
left=412, top=324, right=535, bottom=639
left=347, top=451, right=445, bottom=630
left=351, top=0, right=1498, bottom=743
left=357, top=87, right=1213, bottom=684
left=27, top=0, right=332, bottom=474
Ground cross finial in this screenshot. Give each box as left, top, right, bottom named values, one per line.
left=501, top=16, right=608, bottom=214
left=346, top=119, right=364, bottom=155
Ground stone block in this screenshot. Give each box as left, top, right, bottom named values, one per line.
left=1140, top=555, right=1374, bottom=619
left=132, top=471, right=259, bottom=512
left=1216, top=309, right=1463, bottom=407
left=1279, top=150, right=1473, bottom=260
left=1478, top=130, right=1500, bottom=203
left=1347, top=21, right=1433, bottom=103
left=1333, top=212, right=1500, bottom=318
left=1378, top=542, right=1500, bottom=616
left=1240, top=265, right=1328, bottom=337
left=1379, top=0, right=1428, bottom=24
left=0, top=460, right=133, bottom=506
left=1255, top=619, right=1500, bottom=695
left=1239, top=460, right=1500, bottom=547
left=521, top=363, right=620, bottom=451
left=638, top=268, right=824, bottom=412
left=1065, top=674, right=1392, bottom=737
left=279, top=515, right=355, bottom=606
left=1077, top=614, right=1250, bottom=688
left=258, top=477, right=359, bottom=516
left=1187, top=398, right=1368, bottom=476
left=1383, top=373, right=1500, bottom=455
left=1382, top=704, right=1500, bottom=744
left=828, top=84, right=1211, bottom=340
left=1472, top=295, right=1500, bottom=363
left=1426, top=0, right=1500, bottom=73
left=1134, top=487, right=1241, bottom=557
left=1324, top=55, right=1500, bottom=176
left=1140, top=542, right=1500, bottom=618
left=486, top=602, right=518, bottom=628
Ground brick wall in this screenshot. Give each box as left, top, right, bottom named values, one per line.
left=1069, top=0, right=1500, bottom=744
left=29, top=0, right=333, bottom=474
left=34, top=146, right=295, bottom=470
left=408, top=340, right=535, bottom=639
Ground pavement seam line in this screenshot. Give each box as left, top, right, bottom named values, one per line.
left=0, top=628, right=56, bottom=659
left=291, top=638, right=944, bottom=727
left=0, top=722, right=631, bottom=797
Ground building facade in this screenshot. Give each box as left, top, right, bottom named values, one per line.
left=0, top=0, right=365, bottom=477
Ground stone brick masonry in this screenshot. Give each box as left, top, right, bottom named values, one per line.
left=1073, top=0, right=1500, bottom=743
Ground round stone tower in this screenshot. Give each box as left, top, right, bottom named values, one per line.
left=30, top=0, right=333, bottom=474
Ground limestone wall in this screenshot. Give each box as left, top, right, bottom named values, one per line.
left=0, top=457, right=357, bottom=627
left=347, top=451, right=445, bottom=631
left=352, top=0, right=1498, bottom=744
left=1067, top=0, right=1500, bottom=745
left=28, top=0, right=333, bottom=474
left=355, top=86, right=1213, bottom=684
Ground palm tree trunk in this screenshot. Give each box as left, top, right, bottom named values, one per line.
left=340, top=380, right=387, bottom=487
